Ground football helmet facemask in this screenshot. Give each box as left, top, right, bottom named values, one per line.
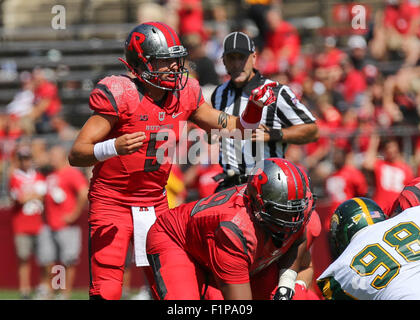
left=247, top=158, right=313, bottom=246
left=329, top=197, right=386, bottom=259
left=120, top=22, right=189, bottom=91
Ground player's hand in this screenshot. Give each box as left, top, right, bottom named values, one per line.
left=252, top=124, right=270, bottom=142
left=272, top=286, right=294, bottom=300
left=249, top=82, right=278, bottom=108
left=115, top=131, right=146, bottom=155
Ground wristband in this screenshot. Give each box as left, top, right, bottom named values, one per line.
left=240, top=100, right=263, bottom=129
left=278, top=268, right=297, bottom=292
left=269, top=128, right=283, bottom=142
left=93, top=138, right=118, bottom=161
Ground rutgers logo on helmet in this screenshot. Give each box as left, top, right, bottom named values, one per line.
left=119, top=22, right=189, bottom=91
left=247, top=158, right=314, bottom=247
left=329, top=197, right=386, bottom=259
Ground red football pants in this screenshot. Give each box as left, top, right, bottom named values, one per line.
left=147, top=223, right=222, bottom=300
left=147, top=222, right=283, bottom=300
left=88, top=197, right=169, bottom=300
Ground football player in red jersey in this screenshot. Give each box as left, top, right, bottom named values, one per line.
left=68, top=22, right=277, bottom=300
left=146, top=158, right=315, bottom=300
left=387, top=176, right=420, bottom=217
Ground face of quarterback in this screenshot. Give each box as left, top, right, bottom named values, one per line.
left=150, top=58, right=181, bottom=82
left=223, top=52, right=256, bottom=88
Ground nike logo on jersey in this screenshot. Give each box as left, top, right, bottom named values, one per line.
left=172, top=111, right=183, bottom=119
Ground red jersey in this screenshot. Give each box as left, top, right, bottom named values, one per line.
left=387, top=177, right=420, bottom=217
left=325, top=165, right=368, bottom=213
left=150, top=185, right=305, bottom=284
left=372, top=159, right=414, bottom=214
left=88, top=75, right=204, bottom=206
left=34, top=81, right=61, bottom=116
left=44, top=166, right=88, bottom=231
left=384, top=0, right=420, bottom=35
left=265, top=21, right=301, bottom=65
left=195, top=164, right=223, bottom=198
left=9, top=169, right=46, bottom=234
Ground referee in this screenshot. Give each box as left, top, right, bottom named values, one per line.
left=211, top=31, right=319, bottom=191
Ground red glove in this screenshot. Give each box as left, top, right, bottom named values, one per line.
left=240, top=82, right=278, bottom=129
left=249, top=81, right=278, bottom=107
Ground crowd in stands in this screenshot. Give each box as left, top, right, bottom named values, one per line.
left=1, top=0, right=420, bottom=299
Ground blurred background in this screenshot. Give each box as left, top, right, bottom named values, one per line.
left=0, top=0, right=419, bottom=299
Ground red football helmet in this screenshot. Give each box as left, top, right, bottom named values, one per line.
left=119, top=22, right=189, bottom=91
left=247, top=158, right=314, bottom=245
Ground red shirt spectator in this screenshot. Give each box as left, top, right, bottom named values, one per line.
left=177, top=0, right=205, bottom=38
left=371, top=159, right=414, bottom=213
left=364, top=137, right=414, bottom=215
left=44, top=164, right=88, bottom=231
left=384, top=0, right=420, bottom=36
left=342, top=68, right=367, bottom=105
left=9, top=151, right=46, bottom=235
left=325, top=149, right=368, bottom=228
left=265, top=9, right=301, bottom=66
left=316, top=37, right=345, bottom=69
left=33, top=79, right=61, bottom=117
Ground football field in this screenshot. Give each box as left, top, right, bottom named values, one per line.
left=0, top=289, right=89, bottom=300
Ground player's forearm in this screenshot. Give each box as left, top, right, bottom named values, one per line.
left=282, top=123, right=319, bottom=144
left=68, top=142, right=99, bottom=167
left=219, top=282, right=253, bottom=300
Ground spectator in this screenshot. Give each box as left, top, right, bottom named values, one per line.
left=363, top=134, right=414, bottom=215
left=370, top=0, right=420, bottom=66
left=41, top=145, right=88, bottom=299
left=9, top=146, right=47, bottom=299
left=244, top=0, right=277, bottom=51
left=339, top=55, right=367, bottom=108
left=325, top=147, right=368, bottom=228
left=347, top=35, right=369, bottom=71
left=263, top=7, right=301, bottom=71
left=315, top=36, right=345, bottom=70
left=31, top=68, right=62, bottom=134
left=205, top=4, right=230, bottom=80
left=183, top=32, right=220, bottom=94
left=382, top=66, right=420, bottom=127
left=177, top=0, right=205, bottom=40
left=5, top=71, right=35, bottom=135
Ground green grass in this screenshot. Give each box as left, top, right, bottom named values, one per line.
left=0, top=289, right=89, bottom=300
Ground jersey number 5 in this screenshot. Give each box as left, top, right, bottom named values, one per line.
left=144, top=132, right=169, bottom=172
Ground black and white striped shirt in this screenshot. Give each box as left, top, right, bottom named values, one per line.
left=211, top=70, right=316, bottom=175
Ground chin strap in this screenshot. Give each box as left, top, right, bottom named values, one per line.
left=119, top=58, right=141, bottom=79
